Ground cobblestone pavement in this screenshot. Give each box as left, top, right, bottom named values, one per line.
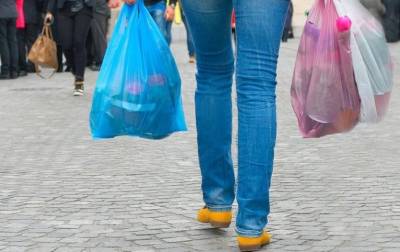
left=1, top=26, right=400, bottom=252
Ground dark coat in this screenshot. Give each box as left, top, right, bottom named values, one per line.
left=0, top=0, right=18, bottom=19
left=382, top=0, right=400, bottom=42
left=94, top=0, right=110, bottom=17
left=47, top=0, right=96, bottom=13
left=24, top=0, right=44, bottom=24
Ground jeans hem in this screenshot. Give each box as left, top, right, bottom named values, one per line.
left=235, top=227, right=263, bottom=238
left=206, top=204, right=232, bottom=212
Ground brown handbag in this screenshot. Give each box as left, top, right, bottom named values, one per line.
left=28, top=24, right=58, bottom=78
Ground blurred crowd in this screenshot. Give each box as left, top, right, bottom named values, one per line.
left=0, top=0, right=195, bottom=97
left=0, top=0, right=113, bottom=80
left=0, top=0, right=398, bottom=83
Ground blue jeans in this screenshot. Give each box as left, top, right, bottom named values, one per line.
left=180, top=0, right=289, bottom=237
left=146, top=1, right=169, bottom=45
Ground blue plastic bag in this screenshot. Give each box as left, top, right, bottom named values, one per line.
left=90, top=1, right=187, bottom=139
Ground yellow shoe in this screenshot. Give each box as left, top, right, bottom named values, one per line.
left=237, top=231, right=272, bottom=251
left=197, top=206, right=232, bottom=228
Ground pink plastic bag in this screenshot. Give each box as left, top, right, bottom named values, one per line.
left=291, top=0, right=360, bottom=138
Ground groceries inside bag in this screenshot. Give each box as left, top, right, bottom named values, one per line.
left=291, top=0, right=393, bottom=138
left=90, top=1, right=187, bottom=139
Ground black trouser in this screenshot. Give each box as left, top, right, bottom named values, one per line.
left=0, top=18, right=18, bottom=75
left=17, top=23, right=39, bottom=72
left=88, top=12, right=108, bottom=66
left=382, top=0, right=400, bottom=42
left=282, top=28, right=290, bottom=42
left=57, top=7, right=93, bottom=81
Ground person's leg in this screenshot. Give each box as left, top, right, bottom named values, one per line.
left=0, top=19, right=11, bottom=77
left=91, top=12, right=108, bottom=66
left=57, top=45, right=65, bottom=72
left=282, top=27, right=289, bottom=42
left=146, top=2, right=169, bottom=44
left=397, top=0, right=400, bottom=41
left=17, top=28, right=28, bottom=73
left=181, top=9, right=195, bottom=57
left=26, top=23, right=39, bottom=72
left=234, top=0, right=288, bottom=237
left=57, top=12, right=74, bottom=73
left=232, top=28, right=236, bottom=46
left=6, top=18, right=19, bottom=77
left=180, top=0, right=235, bottom=211
left=71, top=8, right=93, bottom=81
left=165, top=20, right=172, bottom=45
left=86, top=23, right=94, bottom=66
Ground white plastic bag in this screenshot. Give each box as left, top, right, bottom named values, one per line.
left=334, top=0, right=393, bottom=122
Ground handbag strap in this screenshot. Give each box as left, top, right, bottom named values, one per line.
left=41, top=23, right=54, bottom=41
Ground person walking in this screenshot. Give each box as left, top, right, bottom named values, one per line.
left=0, top=0, right=19, bottom=79
left=45, top=0, right=96, bottom=96
left=360, top=0, right=386, bottom=24
left=113, top=0, right=289, bottom=251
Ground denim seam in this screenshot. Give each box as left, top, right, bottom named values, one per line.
left=206, top=204, right=232, bottom=212
left=235, top=227, right=263, bottom=237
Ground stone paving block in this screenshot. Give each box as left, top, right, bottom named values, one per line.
left=55, top=247, right=84, bottom=252
left=162, top=236, right=192, bottom=243
left=1, top=246, right=29, bottom=252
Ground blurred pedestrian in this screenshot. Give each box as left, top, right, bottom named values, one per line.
left=146, top=0, right=177, bottom=45
left=282, top=0, right=293, bottom=42
left=87, top=0, right=110, bottom=71
left=45, top=0, right=96, bottom=96
left=18, top=0, right=43, bottom=76
left=109, top=0, right=176, bottom=45
left=382, top=0, right=400, bottom=42
left=0, top=0, right=19, bottom=79
left=360, top=0, right=386, bottom=23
